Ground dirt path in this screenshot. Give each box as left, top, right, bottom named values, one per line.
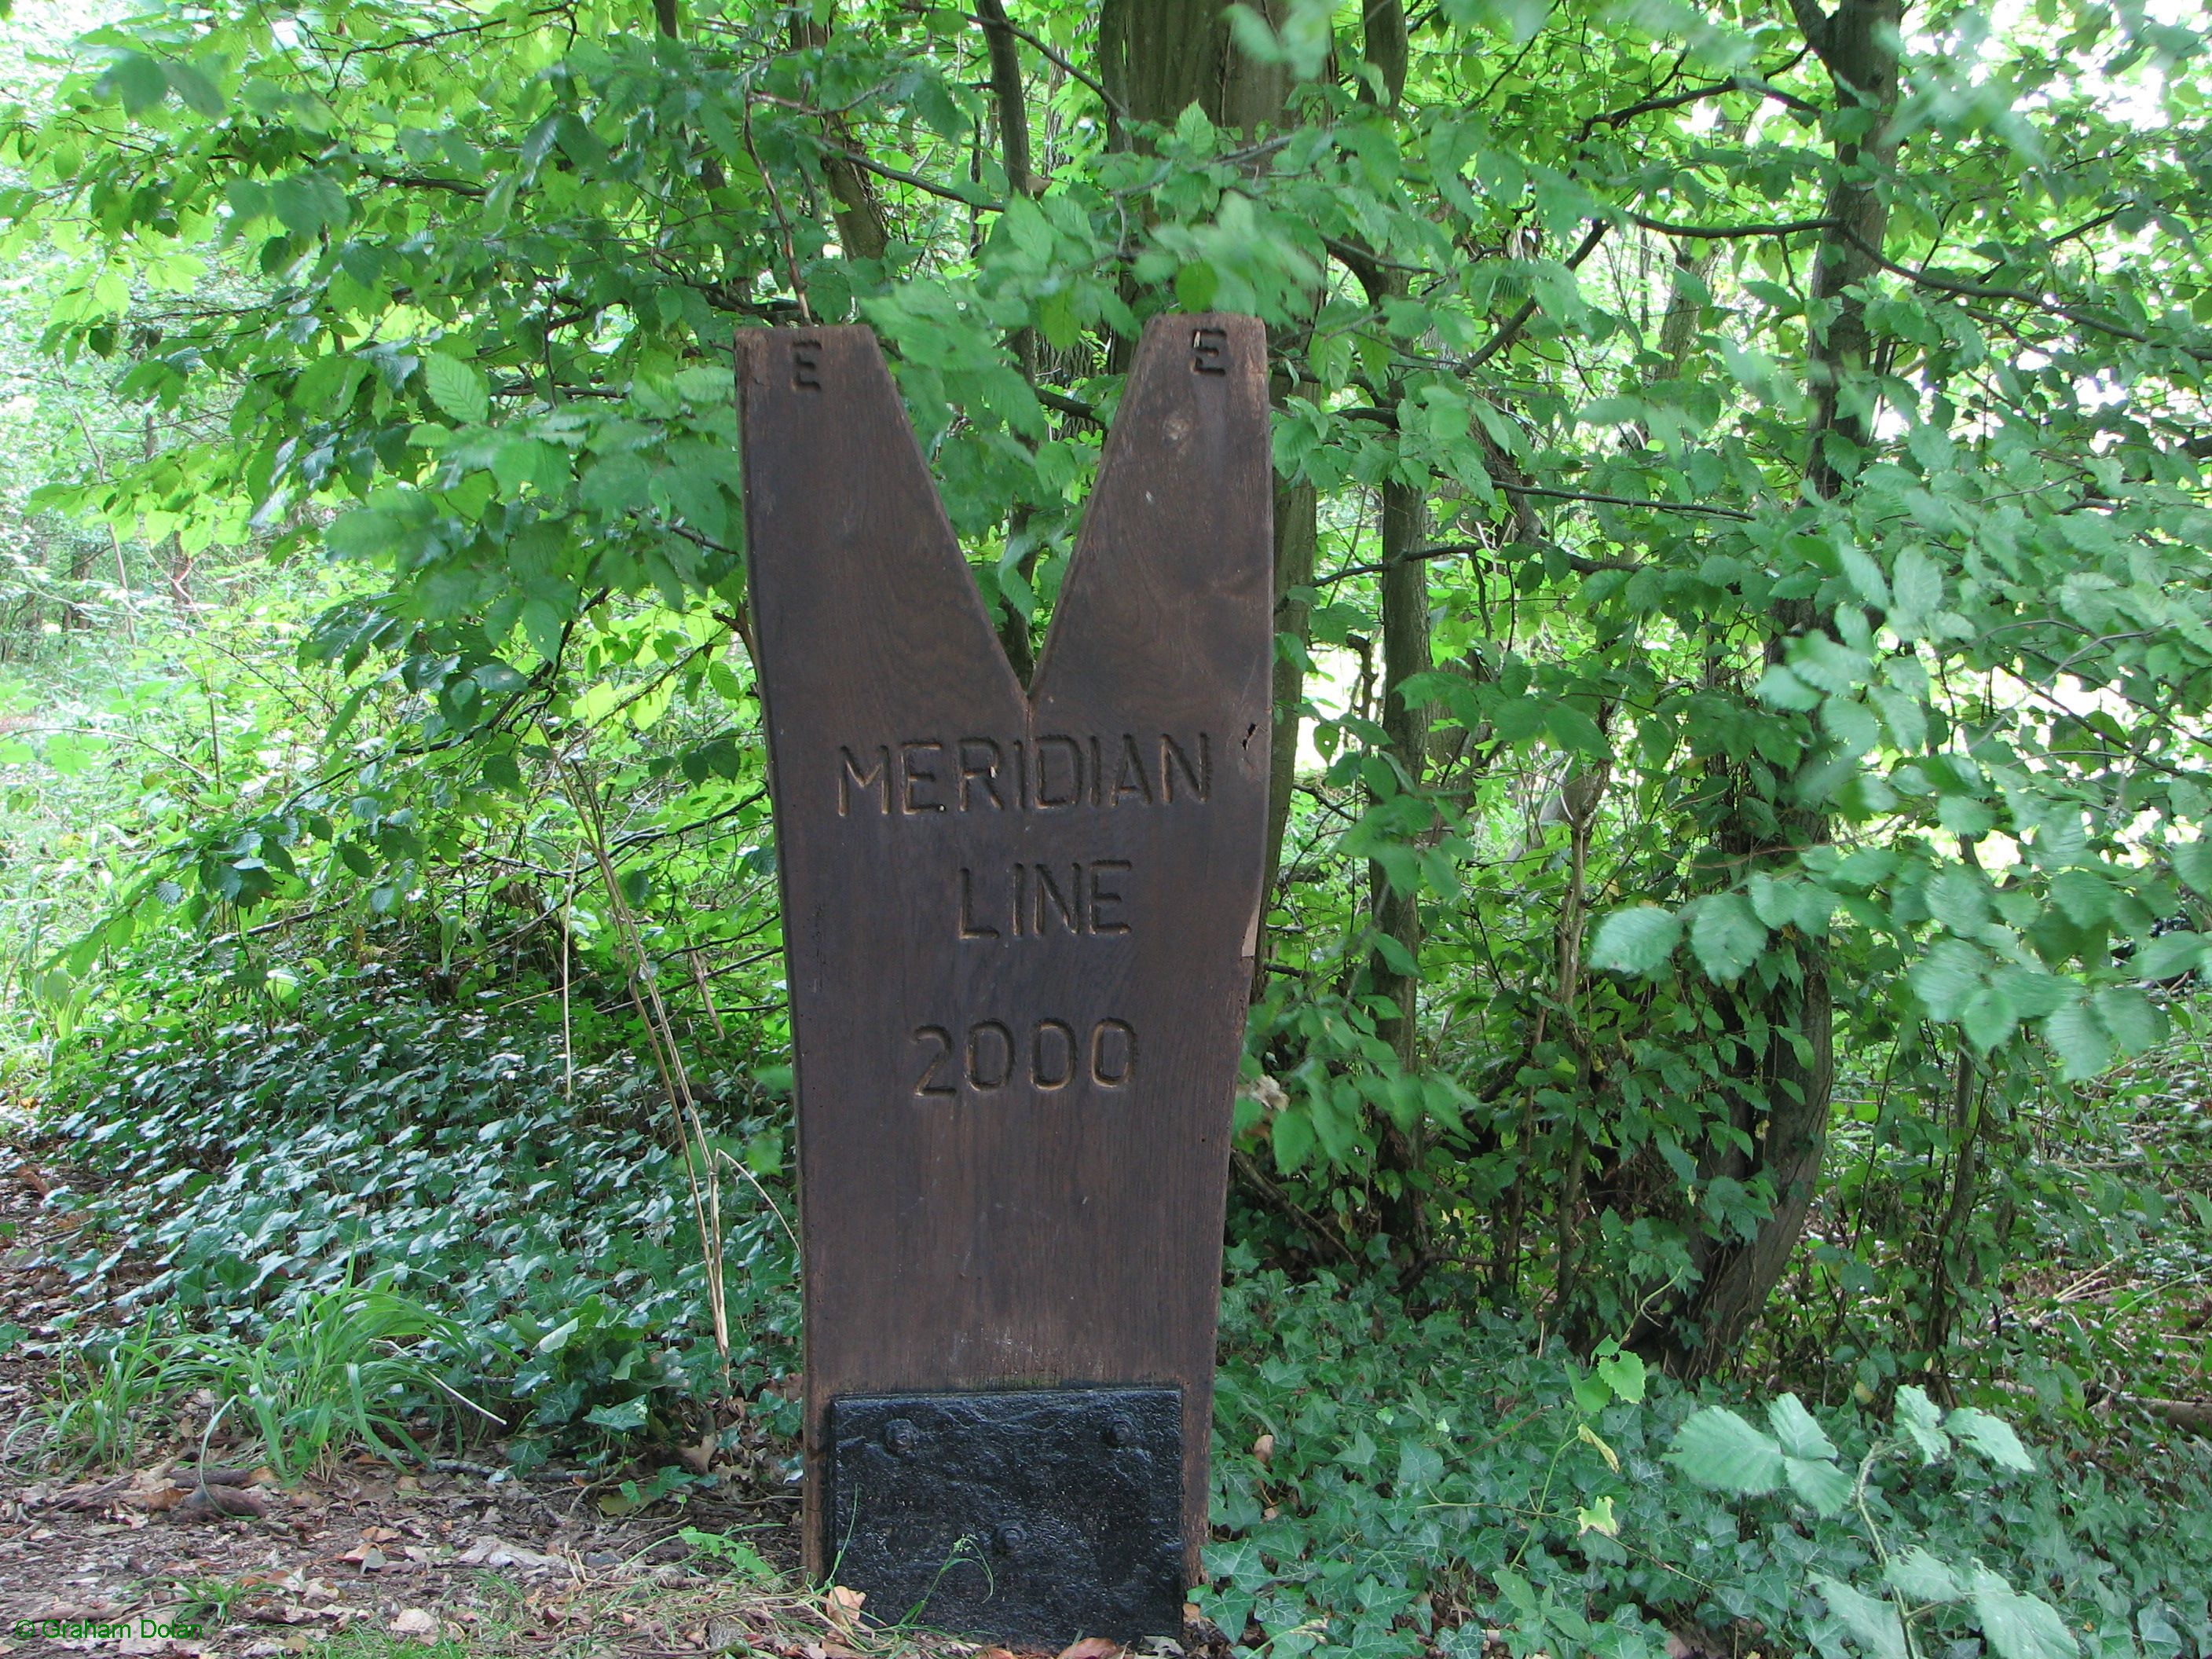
left=0, top=1151, right=858, bottom=1657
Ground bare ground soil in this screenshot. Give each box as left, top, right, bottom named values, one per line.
left=0, top=1159, right=902, bottom=1659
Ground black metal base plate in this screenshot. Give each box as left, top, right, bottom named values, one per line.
left=826, top=1386, right=1184, bottom=1642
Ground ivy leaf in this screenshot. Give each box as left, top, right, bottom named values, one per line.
left=1970, top=1567, right=2079, bottom=1659
left=1590, top=906, right=1680, bottom=974
left=1595, top=1349, right=1646, bottom=1404
left=1946, top=1407, right=2034, bottom=1473
left=1690, top=893, right=1767, bottom=983
left=423, top=354, right=491, bottom=426
left=1665, top=1406, right=1783, bottom=1496
left=1813, top=1574, right=1907, bottom=1659
left=584, top=1397, right=651, bottom=1431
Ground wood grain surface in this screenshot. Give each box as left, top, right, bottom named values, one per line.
left=737, top=314, right=1272, bottom=1585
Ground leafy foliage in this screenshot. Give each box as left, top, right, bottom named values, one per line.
left=1207, top=1269, right=2212, bottom=1659
left=35, top=974, right=799, bottom=1452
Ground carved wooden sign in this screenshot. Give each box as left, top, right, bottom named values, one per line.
left=737, top=315, right=1270, bottom=1642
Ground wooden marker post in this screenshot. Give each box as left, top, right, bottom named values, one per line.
left=737, top=315, right=1270, bottom=1643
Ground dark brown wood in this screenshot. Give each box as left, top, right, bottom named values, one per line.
left=736, top=315, right=1272, bottom=1600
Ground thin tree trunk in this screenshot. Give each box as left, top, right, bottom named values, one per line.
left=973, top=0, right=1049, bottom=684
left=1257, top=455, right=1317, bottom=991
left=789, top=15, right=890, bottom=262
left=1368, top=476, right=1431, bottom=1271
left=1663, top=0, right=1901, bottom=1375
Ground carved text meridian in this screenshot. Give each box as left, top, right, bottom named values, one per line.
left=835, top=732, right=1210, bottom=815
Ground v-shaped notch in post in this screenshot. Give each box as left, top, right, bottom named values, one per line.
left=734, top=314, right=1272, bottom=731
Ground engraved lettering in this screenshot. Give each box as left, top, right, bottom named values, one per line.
left=1091, top=1019, right=1136, bottom=1086
left=792, top=339, right=822, bottom=390
left=844, top=733, right=1211, bottom=816
left=1033, top=862, right=1080, bottom=935
left=837, top=745, right=890, bottom=815
left=1032, top=1020, right=1075, bottom=1090
left=1013, top=862, right=1027, bottom=936
left=1087, top=860, right=1131, bottom=935
left=1191, top=326, right=1228, bottom=375
left=1113, top=734, right=1153, bottom=807
left=1034, top=735, right=1082, bottom=808
left=1161, top=731, right=1210, bottom=801
left=967, top=1020, right=1014, bottom=1090
left=912, top=1026, right=957, bottom=1097
left=958, top=867, right=1000, bottom=939
left=910, top=1016, right=1138, bottom=1097
left=958, top=738, right=1005, bottom=810
left=900, top=741, right=946, bottom=812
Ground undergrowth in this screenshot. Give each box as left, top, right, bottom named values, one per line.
left=1204, top=1269, right=2212, bottom=1659
left=11, top=975, right=2212, bottom=1659
left=20, top=966, right=800, bottom=1461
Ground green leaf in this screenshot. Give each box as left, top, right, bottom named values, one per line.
left=1664, top=1406, right=1783, bottom=1496
left=1885, top=1547, right=1965, bottom=1602
left=2042, top=1002, right=2111, bottom=1082
left=1925, top=867, right=1992, bottom=934
left=1895, top=1385, right=1950, bottom=1463
left=1814, top=1574, right=1907, bottom=1659
left=1891, top=547, right=1943, bottom=634
left=2134, top=931, right=2208, bottom=980
left=100, top=53, right=170, bottom=113
left=1961, top=986, right=2020, bottom=1053
left=2170, top=840, right=2212, bottom=899
left=1595, top=1350, right=1646, bottom=1404
left=164, top=60, right=225, bottom=116
left=1767, top=1393, right=1837, bottom=1461
left=1910, top=939, right=1987, bottom=1021
left=1690, top=893, right=1767, bottom=983
left=423, top=354, right=490, bottom=426
left=1590, top=906, right=1680, bottom=975
left=584, top=1397, right=651, bottom=1431
left=1971, top=1567, right=2080, bottom=1659
left=1785, top=1454, right=1852, bottom=1516
left=1272, top=1105, right=1316, bottom=1175
left=269, top=170, right=350, bottom=237
left=2093, top=986, right=2163, bottom=1056
left=1176, top=261, right=1220, bottom=312
left=1946, top=1407, right=2034, bottom=1473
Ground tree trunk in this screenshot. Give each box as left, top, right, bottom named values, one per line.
left=1257, top=454, right=1317, bottom=989
left=1663, top=0, right=1900, bottom=1375
left=1368, top=476, right=1431, bottom=1268
left=789, top=15, right=890, bottom=262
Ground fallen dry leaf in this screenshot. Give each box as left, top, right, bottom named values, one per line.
left=823, top=1584, right=866, bottom=1632
left=387, top=1608, right=440, bottom=1642
left=679, top=1430, right=719, bottom=1475
left=1057, top=1639, right=1123, bottom=1659
left=176, top=1480, right=271, bottom=1520
left=1252, top=1432, right=1275, bottom=1467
